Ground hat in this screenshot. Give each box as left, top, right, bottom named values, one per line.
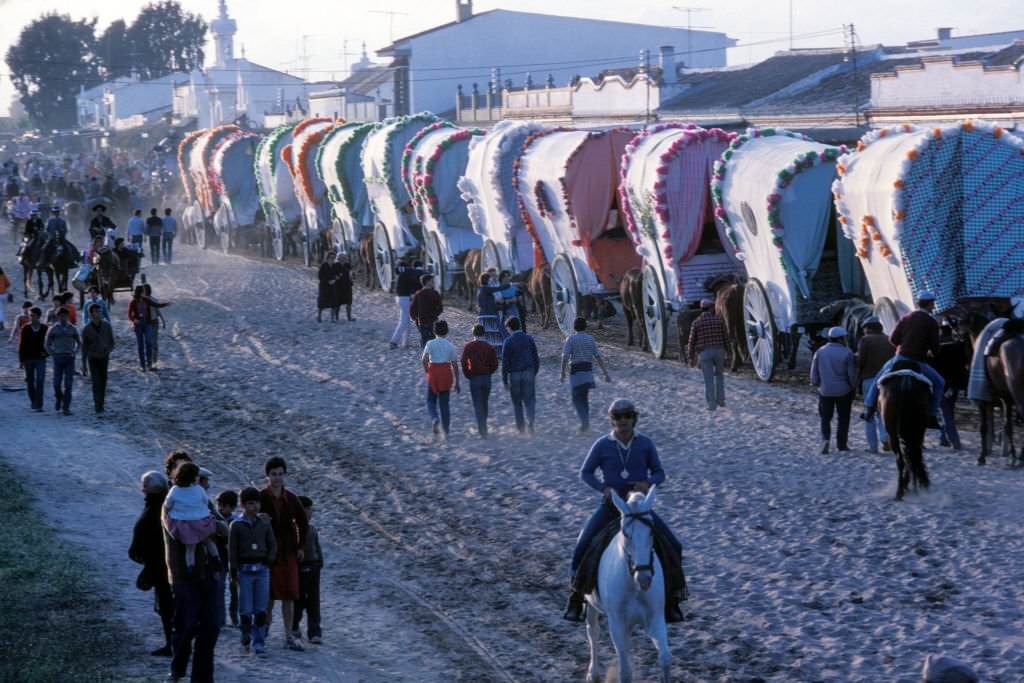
left=608, top=398, right=637, bottom=415
left=920, top=654, right=978, bottom=683
left=50, top=205, right=61, bottom=213
left=197, top=467, right=213, bottom=479
left=700, top=298, right=714, bottom=309
left=828, top=326, right=847, bottom=339
left=917, top=290, right=936, bottom=302
left=862, top=316, right=881, bottom=328
left=92, top=203, right=107, bottom=211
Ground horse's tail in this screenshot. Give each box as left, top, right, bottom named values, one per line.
left=903, top=378, right=930, bottom=491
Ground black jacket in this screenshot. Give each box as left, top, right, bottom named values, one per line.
left=395, top=267, right=423, bottom=297
left=129, top=491, right=170, bottom=590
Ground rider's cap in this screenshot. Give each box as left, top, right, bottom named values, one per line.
left=93, top=203, right=106, bottom=211
left=197, top=467, right=213, bottom=479
left=917, top=290, right=936, bottom=302
left=700, top=298, right=714, bottom=309
left=608, top=398, right=637, bottom=415
left=828, top=326, right=847, bottom=339
left=862, top=316, right=881, bottom=328
left=50, top=205, right=60, bottom=212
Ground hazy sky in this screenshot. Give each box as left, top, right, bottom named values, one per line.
left=1, top=0, right=1019, bottom=117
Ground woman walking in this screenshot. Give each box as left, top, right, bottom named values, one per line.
left=316, top=252, right=341, bottom=322
left=421, top=320, right=460, bottom=440
left=334, top=253, right=354, bottom=322
left=560, top=317, right=612, bottom=434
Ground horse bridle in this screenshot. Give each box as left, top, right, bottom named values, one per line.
left=622, top=511, right=656, bottom=578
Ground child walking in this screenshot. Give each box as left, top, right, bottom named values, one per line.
left=230, top=487, right=277, bottom=654
left=163, top=462, right=221, bottom=570
left=216, top=490, right=241, bottom=627
left=292, top=496, right=324, bottom=644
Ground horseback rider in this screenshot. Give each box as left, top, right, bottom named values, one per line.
left=24, top=208, right=44, bottom=241
left=89, top=203, right=116, bottom=241
left=862, top=291, right=945, bottom=429
left=564, top=398, right=686, bottom=624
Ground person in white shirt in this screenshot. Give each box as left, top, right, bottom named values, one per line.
left=421, top=319, right=460, bottom=439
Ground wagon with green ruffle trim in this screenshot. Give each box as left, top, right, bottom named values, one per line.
left=316, top=121, right=380, bottom=257
left=712, top=127, right=865, bottom=381
left=209, top=130, right=262, bottom=255
left=254, top=121, right=306, bottom=261
left=287, top=118, right=337, bottom=266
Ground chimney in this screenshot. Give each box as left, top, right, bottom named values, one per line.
left=456, top=0, right=473, bottom=22
left=937, top=27, right=953, bottom=41
left=659, top=46, right=677, bottom=84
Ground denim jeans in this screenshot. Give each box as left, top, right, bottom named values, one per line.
left=170, top=577, right=221, bottom=682
left=864, top=354, right=944, bottom=416
left=418, top=323, right=435, bottom=348
left=698, top=347, right=727, bottom=408
left=130, top=234, right=144, bottom=250
left=426, top=388, right=451, bottom=434
left=149, top=235, right=161, bottom=264
left=468, top=375, right=491, bottom=435
left=861, top=378, right=888, bottom=450
left=819, top=392, right=854, bottom=449
left=507, top=370, right=536, bottom=432
left=237, top=565, right=270, bottom=650
left=941, top=389, right=962, bottom=449
left=571, top=383, right=591, bottom=430
left=24, top=358, right=46, bottom=409
left=390, top=296, right=411, bottom=346
left=571, top=499, right=681, bottom=573
left=134, top=323, right=153, bottom=368
left=162, top=235, right=174, bottom=263
left=52, top=354, right=75, bottom=411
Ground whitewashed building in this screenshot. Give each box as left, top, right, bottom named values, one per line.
left=77, top=72, right=188, bottom=130
left=378, top=1, right=734, bottom=116
left=308, top=45, right=395, bottom=122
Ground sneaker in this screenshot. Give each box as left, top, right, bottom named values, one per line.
left=881, top=439, right=891, bottom=452
left=286, top=638, right=304, bottom=651
left=253, top=643, right=265, bottom=655
left=309, top=636, right=322, bottom=645
left=819, top=441, right=830, bottom=454
left=389, top=342, right=398, bottom=349
left=718, top=401, right=726, bottom=408
left=431, top=420, right=440, bottom=435
left=62, top=409, right=72, bottom=416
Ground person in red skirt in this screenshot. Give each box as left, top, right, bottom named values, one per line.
left=421, top=319, right=460, bottom=440
left=259, top=456, right=309, bottom=651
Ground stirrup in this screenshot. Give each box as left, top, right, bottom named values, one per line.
left=562, top=593, right=585, bottom=623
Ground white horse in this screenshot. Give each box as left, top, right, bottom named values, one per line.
left=584, top=486, right=671, bottom=683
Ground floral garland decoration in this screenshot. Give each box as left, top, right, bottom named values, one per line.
left=195, top=124, right=241, bottom=212
left=254, top=123, right=297, bottom=221
left=177, top=130, right=206, bottom=203
left=711, top=127, right=845, bottom=282
left=316, top=122, right=379, bottom=218
left=294, top=121, right=341, bottom=204
left=512, top=127, right=572, bottom=265
left=376, top=112, right=441, bottom=209
left=401, top=120, right=456, bottom=204
left=411, top=128, right=485, bottom=221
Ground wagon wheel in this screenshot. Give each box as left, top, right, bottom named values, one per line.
left=550, top=253, right=579, bottom=336
left=642, top=264, right=667, bottom=359
left=269, top=211, right=284, bottom=261
left=331, top=216, right=347, bottom=256
left=481, top=239, right=502, bottom=274
left=219, top=204, right=233, bottom=255
left=193, top=202, right=207, bottom=250
left=874, top=296, right=902, bottom=336
left=302, top=207, right=318, bottom=267
left=424, top=231, right=448, bottom=291
left=374, top=222, right=395, bottom=291
left=744, top=277, right=777, bottom=382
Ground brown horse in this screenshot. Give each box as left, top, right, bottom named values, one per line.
left=462, top=248, right=482, bottom=311
left=963, top=312, right=1024, bottom=466
left=704, top=273, right=746, bottom=370
left=528, top=263, right=553, bottom=329
left=676, top=304, right=704, bottom=364
left=357, top=233, right=375, bottom=288
left=879, top=360, right=931, bottom=500
left=619, top=267, right=645, bottom=349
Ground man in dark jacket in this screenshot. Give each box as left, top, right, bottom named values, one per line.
left=389, top=260, right=423, bottom=348
left=18, top=307, right=47, bottom=411
left=461, top=323, right=500, bottom=437
left=856, top=317, right=895, bottom=452
left=934, top=321, right=970, bottom=450
left=128, top=471, right=174, bottom=657
left=292, top=496, right=324, bottom=644
left=146, top=208, right=164, bottom=265
left=501, top=316, right=541, bottom=434
left=81, top=302, right=115, bottom=413
left=409, top=274, right=443, bottom=348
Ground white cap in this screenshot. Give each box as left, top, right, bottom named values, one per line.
left=917, top=290, right=936, bottom=302
left=828, top=326, right=847, bottom=339
left=198, top=467, right=213, bottom=479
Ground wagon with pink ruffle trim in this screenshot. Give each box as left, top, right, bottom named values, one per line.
left=288, top=118, right=340, bottom=266
left=209, top=130, right=262, bottom=255
left=619, top=123, right=740, bottom=358
left=187, top=124, right=241, bottom=250
left=832, top=120, right=1024, bottom=333
left=400, top=121, right=485, bottom=292
left=712, top=127, right=864, bottom=381
left=515, top=127, right=641, bottom=335
left=361, top=112, right=442, bottom=291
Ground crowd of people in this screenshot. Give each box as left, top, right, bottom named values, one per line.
left=130, top=452, right=324, bottom=681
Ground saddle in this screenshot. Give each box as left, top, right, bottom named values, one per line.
left=573, top=515, right=688, bottom=602
left=878, top=361, right=932, bottom=390
left=983, top=318, right=1024, bottom=358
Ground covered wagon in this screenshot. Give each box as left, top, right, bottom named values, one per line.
left=362, top=112, right=441, bottom=290
left=210, top=130, right=262, bottom=254
left=515, top=127, right=640, bottom=334
left=255, top=121, right=310, bottom=261
left=316, top=121, right=379, bottom=256
left=712, top=128, right=860, bottom=380
left=187, top=124, right=242, bottom=250
left=832, top=121, right=1024, bottom=331
left=459, top=119, right=548, bottom=275
left=288, top=117, right=338, bottom=266
left=177, top=129, right=206, bottom=245
left=619, top=123, right=739, bottom=357
left=401, top=121, right=485, bottom=291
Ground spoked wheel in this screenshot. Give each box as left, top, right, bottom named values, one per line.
left=874, top=296, right=902, bottom=336
left=302, top=207, right=318, bottom=267
left=481, top=239, right=502, bottom=274
left=331, top=216, right=347, bottom=257
left=216, top=204, right=233, bottom=254
left=550, top=253, right=579, bottom=335
left=268, top=212, right=284, bottom=261
left=373, top=222, right=394, bottom=291
left=424, top=231, right=449, bottom=291
left=192, top=202, right=207, bottom=250
left=641, top=264, right=667, bottom=358
left=219, top=225, right=231, bottom=254
left=743, top=277, right=777, bottom=382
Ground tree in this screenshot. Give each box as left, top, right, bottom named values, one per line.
left=98, top=19, right=133, bottom=80
left=126, top=1, right=207, bottom=80
left=5, top=13, right=101, bottom=129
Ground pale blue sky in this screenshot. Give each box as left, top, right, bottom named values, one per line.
left=1, top=0, right=1019, bottom=117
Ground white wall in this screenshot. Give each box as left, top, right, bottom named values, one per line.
left=401, top=10, right=730, bottom=114
left=873, top=59, right=1024, bottom=108
left=572, top=75, right=658, bottom=117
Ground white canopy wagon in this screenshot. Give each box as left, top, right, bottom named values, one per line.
left=210, top=130, right=262, bottom=254
left=316, top=122, right=379, bottom=257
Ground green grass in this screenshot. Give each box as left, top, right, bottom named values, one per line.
left=0, top=459, right=135, bottom=682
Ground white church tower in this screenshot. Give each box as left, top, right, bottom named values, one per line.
left=211, top=0, right=237, bottom=68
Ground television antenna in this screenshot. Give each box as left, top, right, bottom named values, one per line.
left=671, top=7, right=712, bottom=67
left=370, top=9, right=410, bottom=42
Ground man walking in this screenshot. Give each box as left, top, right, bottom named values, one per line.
left=18, top=306, right=48, bottom=411
left=44, top=307, right=80, bottom=416
left=162, top=208, right=177, bottom=264
left=146, top=208, right=163, bottom=265
left=810, top=327, right=857, bottom=454
left=127, top=209, right=146, bottom=252
left=409, top=274, right=443, bottom=348
left=259, top=456, right=308, bottom=651
left=560, top=317, right=612, bottom=434
left=687, top=299, right=730, bottom=411
left=856, top=317, right=894, bottom=453
left=460, top=323, right=499, bottom=438
left=389, top=260, right=421, bottom=349
left=501, top=316, right=540, bottom=435
left=81, top=303, right=114, bottom=413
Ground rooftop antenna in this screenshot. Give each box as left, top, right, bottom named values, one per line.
left=790, top=0, right=794, bottom=50
left=370, top=9, right=410, bottom=43
left=671, top=7, right=712, bottom=67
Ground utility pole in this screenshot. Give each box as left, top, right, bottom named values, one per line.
left=370, top=9, right=410, bottom=43
left=671, top=6, right=711, bottom=67
left=640, top=49, right=651, bottom=124
left=844, top=23, right=860, bottom=127
left=790, top=0, right=794, bottom=50
left=337, top=40, right=363, bottom=80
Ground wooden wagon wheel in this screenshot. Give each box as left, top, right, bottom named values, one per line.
left=550, top=252, right=579, bottom=336
left=744, top=277, right=777, bottom=382
left=193, top=201, right=207, bottom=250
left=481, top=238, right=502, bottom=274
left=330, top=216, right=347, bottom=256
left=217, top=203, right=233, bottom=255
left=424, top=230, right=449, bottom=292
left=302, top=206, right=317, bottom=267
left=268, top=210, right=284, bottom=261
left=373, top=221, right=395, bottom=291
left=642, top=263, right=668, bottom=359
left=874, top=297, right=902, bottom=336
